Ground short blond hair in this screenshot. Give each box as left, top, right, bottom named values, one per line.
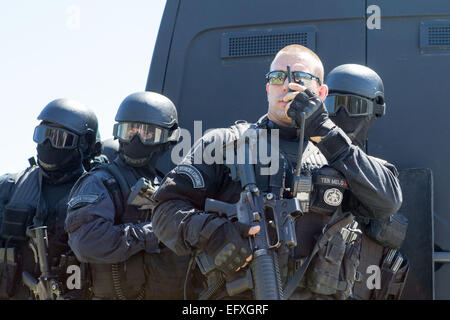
left=271, top=44, right=324, bottom=84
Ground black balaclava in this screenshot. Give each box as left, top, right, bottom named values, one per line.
left=37, top=140, right=83, bottom=183
left=329, top=108, right=376, bottom=150
left=119, top=134, right=167, bottom=168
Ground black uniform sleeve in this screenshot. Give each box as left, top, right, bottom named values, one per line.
left=152, top=128, right=240, bottom=255
left=316, top=127, right=403, bottom=219
left=65, top=171, right=159, bottom=263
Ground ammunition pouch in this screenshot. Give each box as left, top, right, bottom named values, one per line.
left=89, top=252, right=146, bottom=300
left=304, top=222, right=362, bottom=299
left=334, top=233, right=362, bottom=299
left=56, top=254, right=91, bottom=300
left=363, top=213, right=408, bottom=249
left=306, top=232, right=346, bottom=295
left=0, top=205, right=35, bottom=243
left=371, top=253, right=409, bottom=300
left=0, top=247, right=21, bottom=298
left=0, top=205, right=34, bottom=299
left=352, top=233, right=409, bottom=300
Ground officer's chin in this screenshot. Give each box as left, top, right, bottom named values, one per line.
left=279, top=115, right=296, bottom=128
left=38, top=159, right=60, bottom=171
left=121, top=153, right=152, bottom=167
left=268, top=110, right=294, bottom=128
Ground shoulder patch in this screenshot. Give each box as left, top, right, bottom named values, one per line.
left=68, top=194, right=100, bottom=209
left=176, top=164, right=205, bottom=189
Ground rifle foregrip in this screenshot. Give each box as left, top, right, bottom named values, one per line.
left=250, top=251, right=283, bottom=300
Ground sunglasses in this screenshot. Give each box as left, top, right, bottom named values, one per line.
left=113, top=122, right=170, bottom=145
left=325, top=94, right=385, bottom=117
left=33, top=124, right=79, bottom=149
left=265, top=70, right=322, bottom=86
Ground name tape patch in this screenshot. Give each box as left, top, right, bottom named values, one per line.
left=317, top=175, right=348, bottom=188
left=176, top=164, right=205, bottom=189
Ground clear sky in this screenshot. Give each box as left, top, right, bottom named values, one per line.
left=0, top=0, right=167, bottom=173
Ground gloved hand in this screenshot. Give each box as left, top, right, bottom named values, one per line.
left=286, top=88, right=335, bottom=140
left=203, top=220, right=255, bottom=280
left=138, top=222, right=160, bottom=253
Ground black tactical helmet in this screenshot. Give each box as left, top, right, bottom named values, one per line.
left=37, top=98, right=100, bottom=160
left=114, top=91, right=179, bottom=143
left=325, top=64, right=386, bottom=151
left=326, top=64, right=384, bottom=101
left=101, top=138, right=120, bottom=162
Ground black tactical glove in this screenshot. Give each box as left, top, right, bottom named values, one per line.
left=203, top=220, right=253, bottom=280
left=136, top=222, right=160, bottom=253
left=287, top=88, right=335, bottom=139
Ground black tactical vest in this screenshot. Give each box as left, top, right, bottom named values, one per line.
left=87, top=159, right=153, bottom=300
left=0, top=165, right=80, bottom=299
left=226, top=119, right=359, bottom=299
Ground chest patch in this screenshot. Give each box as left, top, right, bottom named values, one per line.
left=323, top=188, right=343, bottom=206
left=176, top=164, right=205, bottom=189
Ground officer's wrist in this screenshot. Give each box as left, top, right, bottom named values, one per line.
left=316, top=127, right=353, bottom=162
left=196, top=216, right=228, bottom=250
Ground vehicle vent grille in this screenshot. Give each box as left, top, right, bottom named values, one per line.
left=221, top=27, right=316, bottom=58
left=428, top=26, right=450, bottom=46
left=420, top=20, right=450, bottom=51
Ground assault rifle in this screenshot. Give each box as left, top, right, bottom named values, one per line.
left=196, top=135, right=304, bottom=300
left=195, top=68, right=318, bottom=299
left=22, top=226, right=63, bottom=300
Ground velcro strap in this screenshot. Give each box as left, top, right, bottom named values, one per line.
left=199, top=218, right=227, bottom=242
left=317, top=127, right=352, bottom=162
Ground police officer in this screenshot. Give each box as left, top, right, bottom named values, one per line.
left=151, top=44, right=403, bottom=300
left=325, top=64, right=409, bottom=299
left=65, top=91, right=190, bottom=300
left=325, top=63, right=386, bottom=152
left=0, top=98, right=100, bottom=299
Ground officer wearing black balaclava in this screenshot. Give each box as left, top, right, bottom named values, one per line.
left=324, top=64, right=409, bottom=300
left=65, top=92, right=190, bottom=300
left=324, top=64, right=386, bottom=152
left=0, top=99, right=100, bottom=299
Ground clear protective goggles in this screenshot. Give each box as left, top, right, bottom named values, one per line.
left=113, top=122, right=170, bottom=145
left=33, top=124, right=79, bottom=149
left=325, top=94, right=384, bottom=117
